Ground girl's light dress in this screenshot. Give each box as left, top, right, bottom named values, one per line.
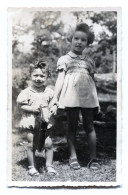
left=57, top=51, right=99, bottom=109
left=17, top=86, right=54, bottom=129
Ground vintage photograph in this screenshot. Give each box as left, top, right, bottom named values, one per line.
left=8, top=7, right=121, bottom=187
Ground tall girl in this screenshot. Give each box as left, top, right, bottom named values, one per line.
left=50, top=23, right=100, bottom=170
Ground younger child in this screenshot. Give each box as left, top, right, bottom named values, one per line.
left=17, top=59, right=57, bottom=176
left=50, top=23, right=100, bottom=170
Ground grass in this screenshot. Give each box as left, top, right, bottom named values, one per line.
left=11, top=122, right=116, bottom=183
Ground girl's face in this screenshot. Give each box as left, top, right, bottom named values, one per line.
left=71, top=31, right=88, bottom=55
left=31, top=68, right=47, bottom=88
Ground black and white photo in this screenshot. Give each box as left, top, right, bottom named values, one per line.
left=8, top=7, right=121, bottom=187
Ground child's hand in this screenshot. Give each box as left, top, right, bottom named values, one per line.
left=49, top=98, right=58, bottom=108
left=50, top=105, right=57, bottom=116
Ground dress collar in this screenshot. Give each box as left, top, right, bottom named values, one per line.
left=67, top=51, right=86, bottom=60
left=29, top=86, right=45, bottom=93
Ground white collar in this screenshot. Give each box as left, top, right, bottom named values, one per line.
left=67, top=51, right=86, bottom=60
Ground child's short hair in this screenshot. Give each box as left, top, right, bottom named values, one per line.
left=30, top=58, right=51, bottom=77
left=67, top=23, right=95, bottom=45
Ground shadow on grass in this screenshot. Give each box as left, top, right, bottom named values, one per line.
left=16, top=158, right=28, bottom=169
left=53, top=123, right=116, bottom=167
left=15, top=119, right=116, bottom=171
left=17, top=156, right=46, bottom=171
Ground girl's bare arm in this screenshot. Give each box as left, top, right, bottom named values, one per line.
left=49, top=70, right=65, bottom=107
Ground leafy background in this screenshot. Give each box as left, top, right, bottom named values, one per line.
left=11, top=9, right=117, bottom=127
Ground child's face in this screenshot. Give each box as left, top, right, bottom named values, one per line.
left=31, top=68, right=48, bottom=88
left=71, top=31, right=88, bottom=54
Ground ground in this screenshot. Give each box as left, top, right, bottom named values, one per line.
left=11, top=120, right=116, bottom=183
left=11, top=73, right=117, bottom=184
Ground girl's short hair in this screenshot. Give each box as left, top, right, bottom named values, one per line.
left=29, top=58, right=51, bottom=77
left=67, top=23, right=95, bottom=45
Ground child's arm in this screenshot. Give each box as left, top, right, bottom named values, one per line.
left=49, top=70, right=65, bottom=108
left=19, top=104, right=40, bottom=114
left=17, top=88, right=40, bottom=114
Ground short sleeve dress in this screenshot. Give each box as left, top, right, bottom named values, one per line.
left=57, top=51, right=99, bottom=109
left=17, top=86, right=54, bottom=129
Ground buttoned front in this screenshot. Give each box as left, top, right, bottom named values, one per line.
left=57, top=51, right=99, bottom=108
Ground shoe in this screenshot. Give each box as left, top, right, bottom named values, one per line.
left=45, top=165, right=57, bottom=176
left=69, top=158, right=80, bottom=170
left=87, top=159, right=101, bottom=170
left=28, top=166, right=39, bottom=176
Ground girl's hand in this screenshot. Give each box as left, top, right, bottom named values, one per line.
left=50, top=105, right=57, bottom=116
left=49, top=97, right=58, bottom=108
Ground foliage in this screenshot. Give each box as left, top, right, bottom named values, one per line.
left=12, top=10, right=117, bottom=126
left=12, top=10, right=117, bottom=70
left=12, top=68, right=29, bottom=100
left=89, top=11, right=117, bottom=44
left=12, top=68, right=29, bottom=126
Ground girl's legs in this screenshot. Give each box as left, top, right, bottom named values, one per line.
left=81, top=108, right=96, bottom=160
left=66, top=108, right=79, bottom=160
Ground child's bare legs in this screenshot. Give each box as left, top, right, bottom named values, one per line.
left=27, top=133, right=35, bottom=166
left=87, top=130, right=96, bottom=159
left=44, top=136, right=56, bottom=175
left=66, top=108, right=80, bottom=169
left=44, top=136, right=53, bottom=167
left=26, top=133, right=39, bottom=175
left=81, top=108, right=96, bottom=159
left=81, top=108, right=100, bottom=169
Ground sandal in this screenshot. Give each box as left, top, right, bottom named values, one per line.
left=87, top=159, right=101, bottom=170
left=69, top=158, right=80, bottom=170
left=28, top=166, right=39, bottom=176
left=45, top=165, right=57, bottom=176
